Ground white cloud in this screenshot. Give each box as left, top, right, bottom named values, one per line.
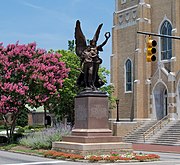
left=18, top=0, right=74, bottom=26
left=20, top=1, right=42, bottom=10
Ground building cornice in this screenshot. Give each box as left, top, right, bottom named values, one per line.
left=115, top=5, right=138, bottom=14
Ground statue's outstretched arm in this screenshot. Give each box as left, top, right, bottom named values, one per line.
left=98, top=32, right=111, bottom=51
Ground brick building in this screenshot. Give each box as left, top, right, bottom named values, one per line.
left=111, top=0, right=180, bottom=125
left=27, top=106, right=53, bottom=126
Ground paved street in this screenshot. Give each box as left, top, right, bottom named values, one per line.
left=0, top=150, right=180, bottom=165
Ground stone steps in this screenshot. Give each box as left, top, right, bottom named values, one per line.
left=152, top=120, right=180, bottom=145
left=123, top=120, right=180, bottom=146
left=123, top=121, right=157, bottom=143
left=145, top=120, right=180, bottom=145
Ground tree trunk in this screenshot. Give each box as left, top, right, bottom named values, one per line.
left=3, top=112, right=18, bottom=143
left=44, top=105, right=47, bottom=128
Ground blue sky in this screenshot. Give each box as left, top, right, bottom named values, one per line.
left=0, top=0, right=114, bottom=73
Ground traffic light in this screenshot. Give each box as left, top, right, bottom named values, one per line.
left=146, top=36, right=157, bottom=62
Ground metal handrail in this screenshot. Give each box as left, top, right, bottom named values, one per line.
left=143, top=114, right=170, bottom=142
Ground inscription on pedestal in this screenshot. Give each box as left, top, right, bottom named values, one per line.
left=90, top=105, right=107, bottom=119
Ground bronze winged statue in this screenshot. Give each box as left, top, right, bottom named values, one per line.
left=75, top=20, right=110, bottom=91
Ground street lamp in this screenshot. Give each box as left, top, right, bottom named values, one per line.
left=116, top=99, right=120, bottom=122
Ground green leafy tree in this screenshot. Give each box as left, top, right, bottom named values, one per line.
left=48, top=49, right=81, bottom=124
left=57, top=50, right=81, bottom=124
left=16, top=108, right=28, bottom=127
left=68, top=40, right=75, bottom=52
left=98, top=67, right=115, bottom=111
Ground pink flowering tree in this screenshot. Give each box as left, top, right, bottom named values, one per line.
left=0, top=42, right=69, bottom=142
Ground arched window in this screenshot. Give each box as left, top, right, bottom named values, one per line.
left=125, top=59, right=132, bottom=92
left=160, top=20, right=172, bottom=60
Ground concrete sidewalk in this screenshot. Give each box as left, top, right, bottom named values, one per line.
left=133, top=143, right=180, bottom=153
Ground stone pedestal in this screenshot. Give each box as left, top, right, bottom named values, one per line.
left=72, top=91, right=112, bottom=136
left=52, top=91, right=132, bottom=155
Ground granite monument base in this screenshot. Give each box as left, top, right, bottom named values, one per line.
left=52, top=91, right=132, bottom=156
left=52, top=141, right=132, bottom=156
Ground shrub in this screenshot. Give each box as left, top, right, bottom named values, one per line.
left=16, top=127, right=25, bottom=134
left=18, top=123, right=71, bottom=149
left=13, top=133, right=24, bottom=142
left=25, top=125, right=44, bottom=130
left=0, top=125, right=5, bottom=130
left=0, top=136, right=8, bottom=143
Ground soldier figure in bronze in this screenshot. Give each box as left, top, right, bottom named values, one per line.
left=75, top=20, right=110, bottom=91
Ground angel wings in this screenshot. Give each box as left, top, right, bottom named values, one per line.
left=75, top=20, right=103, bottom=57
